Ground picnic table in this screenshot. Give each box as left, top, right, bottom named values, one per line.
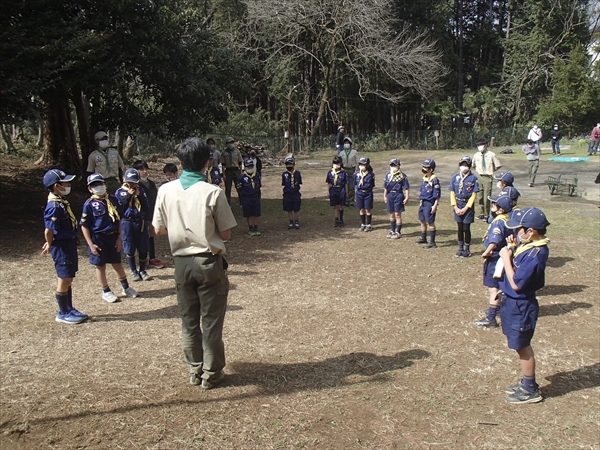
left=545, top=175, right=578, bottom=196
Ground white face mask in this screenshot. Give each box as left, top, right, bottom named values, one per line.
left=477, top=145, right=485, bottom=152
left=98, top=140, right=109, bottom=149
left=344, top=143, right=350, bottom=149
left=359, top=165, right=366, bottom=171
left=245, top=167, right=255, bottom=174
left=390, top=166, right=399, bottom=173
left=459, top=165, right=469, bottom=173
left=91, top=185, right=107, bottom=196
left=333, top=164, right=341, bottom=170
left=59, top=185, right=71, bottom=196
left=497, top=181, right=503, bottom=189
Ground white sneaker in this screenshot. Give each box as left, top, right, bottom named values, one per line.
left=122, top=286, right=139, bottom=298
left=102, top=290, right=119, bottom=303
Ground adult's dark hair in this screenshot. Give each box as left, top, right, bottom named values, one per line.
left=176, top=137, right=210, bottom=172
left=133, top=160, right=149, bottom=170
left=163, top=163, right=178, bottom=174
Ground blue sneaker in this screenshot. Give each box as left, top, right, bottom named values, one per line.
left=55, top=311, right=84, bottom=324
left=69, top=309, right=89, bottom=320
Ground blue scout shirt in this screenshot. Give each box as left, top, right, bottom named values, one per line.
left=354, top=170, right=375, bottom=191
left=208, top=167, right=222, bottom=186
left=419, top=174, right=441, bottom=202
left=115, top=185, right=149, bottom=220
left=80, top=195, right=121, bottom=234
left=237, top=171, right=261, bottom=196
left=326, top=168, right=348, bottom=187
left=44, top=194, right=78, bottom=241
left=483, top=213, right=511, bottom=257
left=448, top=172, right=479, bottom=205
left=383, top=171, right=409, bottom=193
left=282, top=169, right=302, bottom=195
left=500, top=241, right=549, bottom=300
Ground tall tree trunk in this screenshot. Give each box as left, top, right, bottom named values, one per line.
left=72, top=89, right=92, bottom=166
left=1, top=125, right=16, bottom=153
left=312, top=66, right=331, bottom=136
left=34, top=110, right=44, bottom=147
left=455, top=0, right=465, bottom=125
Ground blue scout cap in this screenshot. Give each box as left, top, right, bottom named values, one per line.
left=244, top=158, right=254, bottom=167
left=87, top=173, right=105, bottom=186
left=43, top=169, right=76, bottom=188
left=505, top=207, right=550, bottom=229
left=358, top=156, right=369, bottom=165
left=284, top=157, right=295, bottom=165
left=422, top=159, right=436, bottom=169
left=459, top=155, right=472, bottom=166
left=500, top=186, right=520, bottom=200
left=488, top=195, right=513, bottom=213
left=390, top=158, right=400, bottom=166
left=124, top=168, right=140, bottom=183
left=494, top=172, right=514, bottom=184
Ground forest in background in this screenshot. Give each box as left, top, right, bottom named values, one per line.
left=1, top=0, right=599, bottom=170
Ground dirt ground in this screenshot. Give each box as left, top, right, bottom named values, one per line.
left=0, top=147, right=599, bottom=449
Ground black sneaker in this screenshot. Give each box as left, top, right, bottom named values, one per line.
left=423, top=242, right=437, bottom=249
left=415, top=237, right=427, bottom=244
left=474, top=317, right=499, bottom=328
left=461, top=250, right=471, bottom=258
left=455, top=249, right=463, bottom=257
left=334, top=219, right=339, bottom=227
left=288, top=223, right=294, bottom=229
left=505, top=385, right=543, bottom=404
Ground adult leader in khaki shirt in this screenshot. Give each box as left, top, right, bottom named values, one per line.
left=153, top=137, right=237, bottom=389
left=86, top=131, right=125, bottom=193
left=472, top=138, right=501, bottom=219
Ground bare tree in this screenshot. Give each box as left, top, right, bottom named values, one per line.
left=241, top=0, right=446, bottom=135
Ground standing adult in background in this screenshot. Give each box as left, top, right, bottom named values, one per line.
left=588, top=122, right=600, bottom=156
left=245, top=150, right=263, bottom=176
left=86, top=131, right=125, bottom=194
left=220, top=136, right=243, bottom=204
left=338, top=137, right=359, bottom=206
left=549, top=124, right=562, bottom=155
left=335, top=125, right=345, bottom=153
left=527, top=124, right=543, bottom=147
left=522, top=139, right=541, bottom=187
left=472, top=138, right=502, bottom=220
left=153, top=137, right=237, bottom=389
left=206, top=138, right=221, bottom=173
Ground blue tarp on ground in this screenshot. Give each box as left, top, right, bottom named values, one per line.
left=547, top=156, right=590, bottom=162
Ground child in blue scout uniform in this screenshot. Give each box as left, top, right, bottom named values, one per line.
left=80, top=173, right=139, bottom=302
left=495, top=172, right=520, bottom=209
left=207, top=153, right=223, bottom=187
left=416, top=158, right=440, bottom=248
left=474, top=195, right=514, bottom=329
left=133, top=160, right=165, bottom=270
left=498, top=207, right=550, bottom=404
left=282, top=157, right=302, bottom=229
left=326, top=155, right=349, bottom=227
left=448, top=156, right=479, bottom=257
left=237, top=158, right=262, bottom=236
left=42, top=169, right=88, bottom=324
left=116, top=168, right=152, bottom=282
left=354, top=156, right=375, bottom=231
left=383, top=158, right=410, bottom=239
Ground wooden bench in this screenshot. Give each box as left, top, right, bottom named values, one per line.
left=545, top=175, right=578, bottom=196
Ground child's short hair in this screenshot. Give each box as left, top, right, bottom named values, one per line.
left=332, top=155, right=343, bottom=168
left=133, top=160, right=149, bottom=171
left=163, top=163, right=178, bottom=174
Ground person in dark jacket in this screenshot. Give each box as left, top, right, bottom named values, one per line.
left=549, top=124, right=562, bottom=155
left=335, top=125, right=345, bottom=153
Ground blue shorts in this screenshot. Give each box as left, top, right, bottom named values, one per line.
left=283, top=194, right=301, bottom=212
left=418, top=201, right=436, bottom=223
left=453, top=203, right=475, bottom=223
left=386, top=192, right=405, bottom=213
left=121, top=219, right=150, bottom=255
left=329, top=187, right=346, bottom=207
left=241, top=196, right=261, bottom=217
left=355, top=190, right=373, bottom=210
left=500, top=296, right=539, bottom=350
left=482, top=255, right=500, bottom=288
left=88, top=232, right=122, bottom=266
left=50, top=238, right=78, bottom=279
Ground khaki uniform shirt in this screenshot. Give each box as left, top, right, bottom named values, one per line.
left=220, top=148, right=243, bottom=169
left=472, top=150, right=501, bottom=176
left=152, top=180, right=237, bottom=256
left=87, top=148, right=125, bottom=179
left=338, top=148, right=358, bottom=170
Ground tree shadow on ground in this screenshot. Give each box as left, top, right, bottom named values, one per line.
left=543, top=363, right=600, bottom=398
left=538, top=284, right=588, bottom=297
left=546, top=256, right=575, bottom=268
left=0, top=349, right=430, bottom=429
left=538, top=301, right=593, bottom=317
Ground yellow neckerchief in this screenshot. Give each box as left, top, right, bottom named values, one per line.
left=287, top=168, right=297, bottom=185
left=390, top=169, right=404, bottom=183
left=358, top=169, right=368, bottom=187
left=483, top=212, right=508, bottom=240
left=48, top=193, right=77, bottom=229
left=422, top=173, right=437, bottom=186
left=458, top=170, right=470, bottom=192
left=514, top=238, right=549, bottom=257
left=331, top=167, right=342, bottom=185
left=244, top=170, right=256, bottom=189
left=91, top=194, right=120, bottom=222
left=122, top=182, right=141, bottom=212
left=207, top=169, right=212, bottom=184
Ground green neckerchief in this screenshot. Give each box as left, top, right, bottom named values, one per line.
left=179, top=170, right=207, bottom=190
left=98, top=148, right=110, bottom=173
